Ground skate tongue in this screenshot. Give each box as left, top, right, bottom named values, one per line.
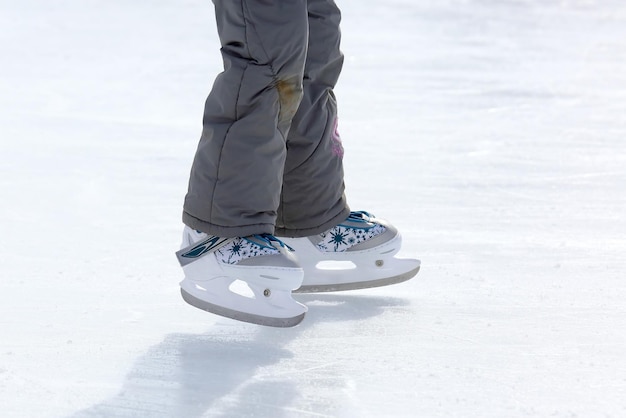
left=346, top=211, right=374, bottom=223
left=247, top=234, right=294, bottom=251
left=338, top=211, right=377, bottom=229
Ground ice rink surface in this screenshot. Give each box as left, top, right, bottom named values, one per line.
left=1, top=0, right=625, bottom=416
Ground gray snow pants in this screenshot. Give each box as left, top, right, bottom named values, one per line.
left=183, top=0, right=350, bottom=238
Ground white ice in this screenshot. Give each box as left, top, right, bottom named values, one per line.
left=1, top=0, right=626, bottom=417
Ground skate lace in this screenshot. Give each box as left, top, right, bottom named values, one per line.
left=251, top=233, right=295, bottom=251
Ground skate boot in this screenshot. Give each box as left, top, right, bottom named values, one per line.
left=175, top=226, right=307, bottom=327
left=283, top=211, right=420, bottom=293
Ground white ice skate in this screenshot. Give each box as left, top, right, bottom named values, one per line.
left=283, top=211, right=420, bottom=293
left=176, top=227, right=307, bottom=327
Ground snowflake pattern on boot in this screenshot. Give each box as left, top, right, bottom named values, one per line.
left=316, top=221, right=386, bottom=252
left=215, top=237, right=279, bottom=265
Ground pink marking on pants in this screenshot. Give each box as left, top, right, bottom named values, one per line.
left=331, top=117, right=344, bottom=158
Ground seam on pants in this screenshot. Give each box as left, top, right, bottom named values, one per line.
left=208, top=62, right=248, bottom=227
left=285, top=107, right=331, bottom=175
left=241, top=0, right=286, bottom=136
left=241, top=0, right=277, bottom=77
left=240, top=0, right=295, bottom=230
left=240, top=0, right=253, bottom=62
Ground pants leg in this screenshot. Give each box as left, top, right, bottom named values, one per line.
left=183, top=0, right=309, bottom=238
left=275, top=0, right=350, bottom=237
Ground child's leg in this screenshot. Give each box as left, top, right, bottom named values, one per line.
left=183, top=0, right=309, bottom=238
left=276, top=0, right=350, bottom=238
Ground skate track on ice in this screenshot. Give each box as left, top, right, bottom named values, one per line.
left=1, top=0, right=626, bottom=417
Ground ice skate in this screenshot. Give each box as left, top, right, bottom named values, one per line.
left=283, top=211, right=420, bottom=293
left=176, top=226, right=307, bottom=327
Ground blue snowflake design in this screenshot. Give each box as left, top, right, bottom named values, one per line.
left=317, top=223, right=386, bottom=252
left=216, top=238, right=279, bottom=264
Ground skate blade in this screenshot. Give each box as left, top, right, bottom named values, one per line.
left=294, top=263, right=420, bottom=293
left=180, top=288, right=305, bottom=328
